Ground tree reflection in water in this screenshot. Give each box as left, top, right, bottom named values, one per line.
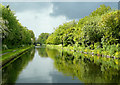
left=37, top=47, right=48, bottom=57
left=45, top=48, right=120, bottom=83
left=2, top=48, right=35, bottom=85
left=1, top=47, right=120, bottom=84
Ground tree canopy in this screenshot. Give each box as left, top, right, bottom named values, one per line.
left=37, top=33, right=50, bottom=44
left=46, top=5, right=120, bottom=49
left=0, top=4, right=35, bottom=49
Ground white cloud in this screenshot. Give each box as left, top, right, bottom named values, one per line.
left=16, top=4, right=68, bottom=38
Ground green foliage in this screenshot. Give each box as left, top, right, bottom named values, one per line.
left=29, top=30, right=35, bottom=44
left=46, top=4, right=120, bottom=56
left=0, top=4, right=35, bottom=49
left=80, top=16, right=103, bottom=47
left=100, top=10, right=120, bottom=45
left=0, top=45, right=34, bottom=66
left=90, top=4, right=111, bottom=16
left=0, top=17, right=9, bottom=39
left=37, top=33, right=49, bottom=44
left=46, top=20, right=77, bottom=46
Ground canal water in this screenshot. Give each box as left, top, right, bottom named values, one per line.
left=1, top=47, right=120, bottom=84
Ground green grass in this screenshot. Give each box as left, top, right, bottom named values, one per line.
left=0, top=48, right=18, bottom=54
left=0, top=47, right=27, bottom=54
left=0, top=45, right=34, bottom=67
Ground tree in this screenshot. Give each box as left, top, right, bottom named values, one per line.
left=37, top=33, right=50, bottom=44
left=1, top=4, right=35, bottom=49
left=100, top=10, right=120, bottom=45
left=46, top=20, right=77, bottom=46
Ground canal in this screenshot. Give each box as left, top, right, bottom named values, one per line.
left=1, top=46, right=120, bottom=84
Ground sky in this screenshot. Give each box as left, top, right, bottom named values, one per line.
left=1, top=2, right=119, bottom=38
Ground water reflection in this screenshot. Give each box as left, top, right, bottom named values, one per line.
left=38, top=47, right=120, bottom=83
left=2, top=48, right=35, bottom=85
left=53, top=52, right=120, bottom=83
left=1, top=47, right=120, bottom=84
left=46, top=48, right=60, bottom=59
left=37, top=47, right=60, bottom=59
left=37, top=47, right=81, bottom=83
left=37, top=47, right=48, bottom=57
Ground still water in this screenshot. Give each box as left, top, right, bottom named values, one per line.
left=1, top=47, right=120, bottom=84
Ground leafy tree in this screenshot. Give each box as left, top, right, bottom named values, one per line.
left=46, top=20, right=77, bottom=46
left=29, top=30, right=35, bottom=44
left=90, top=4, right=111, bottom=16
left=37, top=33, right=50, bottom=44
left=100, top=10, right=120, bottom=45
left=0, top=4, right=35, bottom=49
left=47, top=4, right=120, bottom=51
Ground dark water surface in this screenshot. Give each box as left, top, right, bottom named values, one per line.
left=1, top=47, right=120, bottom=84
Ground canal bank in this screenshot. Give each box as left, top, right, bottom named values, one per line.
left=0, top=45, right=34, bottom=69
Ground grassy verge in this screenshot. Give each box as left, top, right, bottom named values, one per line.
left=0, top=45, right=34, bottom=68
left=0, top=48, right=20, bottom=55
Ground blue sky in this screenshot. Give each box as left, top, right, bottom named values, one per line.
left=2, top=2, right=118, bottom=38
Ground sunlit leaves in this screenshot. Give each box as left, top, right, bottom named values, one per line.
left=47, top=4, right=120, bottom=58
left=1, top=4, right=35, bottom=49
left=100, top=10, right=120, bottom=45
left=0, top=17, right=9, bottom=39
left=46, top=20, right=77, bottom=45
left=90, top=4, right=111, bottom=17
